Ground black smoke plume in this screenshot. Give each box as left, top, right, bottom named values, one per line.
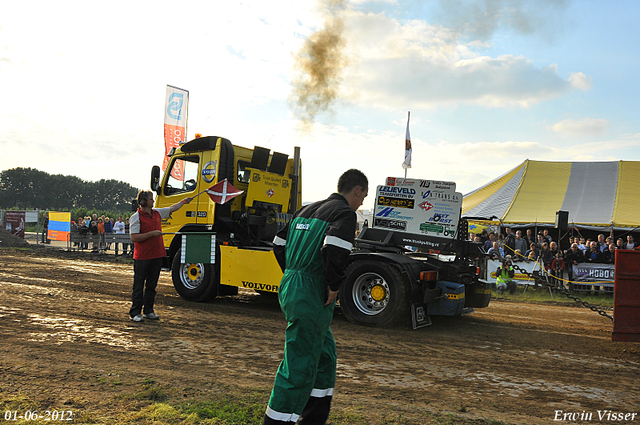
left=290, top=0, right=347, bottom=128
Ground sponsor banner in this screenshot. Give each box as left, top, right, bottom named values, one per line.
left=164, top=125, right=185, bottom=180
left=573, top=263, right=614, bottom=282
left=5, top=211, right=26, bottom=238
left=468, top=220, right=500, bottom=235
left=486, top=259, right=539, bottom=284
left=373, top=217, right=407, bottom=231
left=163, top=85, right=189, bottom=178
left=48, top=211, right=71, bottom=241
left=486, top=260, right=615, bottom=286
left=373, top=184, right=462, bottom=239
left=386, top=177, right=456, bottom=193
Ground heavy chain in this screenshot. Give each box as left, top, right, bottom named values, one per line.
left=510, top=263, right=614, bottom=321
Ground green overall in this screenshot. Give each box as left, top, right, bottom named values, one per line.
left=265, top=194, right=355, bottom=424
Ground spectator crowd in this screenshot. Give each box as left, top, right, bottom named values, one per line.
left=473, top=227, right=638, bottom=284
left=70, top=214, right=133, bottom=256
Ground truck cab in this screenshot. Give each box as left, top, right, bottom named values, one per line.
left=151, top=136, right=301, bottom=301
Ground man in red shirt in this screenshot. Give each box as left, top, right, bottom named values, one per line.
left=129, top=190, right=192, bottom=322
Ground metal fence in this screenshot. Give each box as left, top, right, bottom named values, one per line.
left=68, top=233, right=132, bottom=253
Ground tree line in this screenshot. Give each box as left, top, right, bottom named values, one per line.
left=0, top=167, right=139, bottom=212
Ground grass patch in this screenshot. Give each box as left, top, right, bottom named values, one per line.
left=178, top=390, right=265, bottom=424
left=0, top=392, right=93, bottom=424
left=0, top=392, right=40, bottom=412
left=135, top=381, right=169, bottom=402
left=492, top=286, right=614, bottom=308
left=1, top=385, right=512, bottom=425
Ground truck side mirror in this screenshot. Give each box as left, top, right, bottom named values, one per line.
left=151, top=166, right=161, bottom=193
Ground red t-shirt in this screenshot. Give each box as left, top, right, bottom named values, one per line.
left=130, top=207, right=171, bottom=260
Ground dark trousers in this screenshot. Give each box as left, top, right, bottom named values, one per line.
left=129, top=258, right=162, bottom=317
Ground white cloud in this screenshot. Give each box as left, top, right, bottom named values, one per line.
left=568, top=72, right=593, bottom=91
left=338, top=11, right=586, bottom=109
left=551, top=118, right=610, bottom=135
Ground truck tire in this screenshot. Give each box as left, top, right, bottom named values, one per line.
left=171, top=249, right=218, bottom=302
left=340, top=260, right=409, bottom=327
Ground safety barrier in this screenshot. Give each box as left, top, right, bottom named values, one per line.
left=613, top=250, right=640, bottom=342
left=67, top=233, right=132, bottom=253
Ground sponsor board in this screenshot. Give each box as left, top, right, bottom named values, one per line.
left=573, top=263, right=614, bottom=282
left=377, top=195, right=415, bottom=209
left=373, top=217, right=407, bottom=231
left=485, top=260, right=614, bottom=286
left=373, top=184, right=462, bottom=239
left=386, top=177, right=456, bottom=192
left=5, top=211, right=26, bottom=238
left=486, top=259, right=539, bottom=284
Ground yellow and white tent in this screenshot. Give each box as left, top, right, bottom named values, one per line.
left=462, top=160, right=640, bottom=229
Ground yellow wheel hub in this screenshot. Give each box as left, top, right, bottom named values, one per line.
left=370, top=284, right=387, bottom=302
left=187, top=264, right=201, bottom=280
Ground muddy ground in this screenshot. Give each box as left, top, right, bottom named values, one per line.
left=0, top=247, right=638, bottom=424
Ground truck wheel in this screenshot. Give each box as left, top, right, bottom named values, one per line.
left=171, top=249, right=218, bottom=302
left=341, top=260, right=409, bottom=327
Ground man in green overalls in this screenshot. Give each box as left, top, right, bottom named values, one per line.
left=263, top=169, right=369, bottom=425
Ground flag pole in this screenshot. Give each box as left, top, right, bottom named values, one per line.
left=193, top=189, right=208, bottom=198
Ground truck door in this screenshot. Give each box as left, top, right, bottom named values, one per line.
left=159, top=154, right=201, bottom=246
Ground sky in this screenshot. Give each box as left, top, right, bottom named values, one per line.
left=1, top=0, right=639, bottom=207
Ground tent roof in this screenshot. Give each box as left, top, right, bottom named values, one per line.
left=462, top=160, right=640, bottom=229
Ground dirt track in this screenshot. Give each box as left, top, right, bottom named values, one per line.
left=0, top=248, right=638, bottom=424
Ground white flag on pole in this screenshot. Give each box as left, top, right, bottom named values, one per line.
left=402, top=111, right=412, bottom=169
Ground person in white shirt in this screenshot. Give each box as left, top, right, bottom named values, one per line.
left=624, top=235, right=636, bottom=250
left=113, top=216, right=126, bottom=256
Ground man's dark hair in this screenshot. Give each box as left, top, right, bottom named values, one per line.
left=337, top=169, right=368, bottom=194
left=137, top=190, right=153, bottom=207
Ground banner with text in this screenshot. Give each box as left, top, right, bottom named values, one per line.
left=572, top=262, right=615, bottom=283
left=486, top=259, right=540, bottom=284
left=5, top=211, right=26, bottom=238
left=163, top=85, right=189, bottom=180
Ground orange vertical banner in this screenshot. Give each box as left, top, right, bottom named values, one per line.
left=163, top=85, right=189, bottom=180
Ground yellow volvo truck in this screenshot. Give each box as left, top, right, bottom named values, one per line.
left=151, top=135, right=492, bottom=328
left=151, top=135, right=300, bottom=302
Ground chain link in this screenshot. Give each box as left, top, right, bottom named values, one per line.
left=510, top=262, right=614, bottom=321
